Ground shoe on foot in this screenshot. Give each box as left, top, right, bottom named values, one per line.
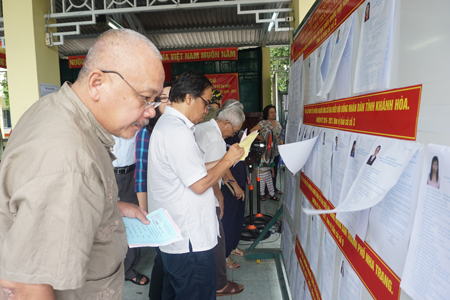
left=226, top=257, right=240, bottom=269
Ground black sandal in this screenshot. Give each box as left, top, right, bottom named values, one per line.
left=126, top=272, right=150, bottom=286
left=260, top=195, right=266, bottom=201
left=268, top=195, right=280, bottom=201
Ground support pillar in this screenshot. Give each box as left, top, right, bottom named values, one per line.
left=3, top=0, right=60, bottom=127
left=262, top=46, right=271, bottom=108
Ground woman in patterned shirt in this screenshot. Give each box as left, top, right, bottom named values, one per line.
left=250, top=105, right=284, bottom=197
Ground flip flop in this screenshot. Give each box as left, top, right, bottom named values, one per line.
left=276, top=190, right=283, bottom=195
left=125, top=272, right=150, bottom=286
left=267, top=195, right=280, bottom=201
left=230, top=247, right=245, bottom=256
left=226, top=257, right=240, bottom=269
left=216, top=281, right=244, bottom=297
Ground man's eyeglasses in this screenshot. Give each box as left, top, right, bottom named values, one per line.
left=155, top=96, right=170, bottom=103
left=101, top=70, right=161, bottom=109
left=199, top=95, right=211, bottom=111
left=226, top=120, right=240, bottom=136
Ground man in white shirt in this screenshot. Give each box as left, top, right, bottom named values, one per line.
left=195, top=105, right=246, bottom=296
left=147, top=71, right=244, bottom=300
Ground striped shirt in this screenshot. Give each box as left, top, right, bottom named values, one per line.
left=134, top=127, right=150, bottom=193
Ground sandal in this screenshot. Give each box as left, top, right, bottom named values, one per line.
left=226, top=257, right=240, bottom=269
left=276, top=190, right=283, bottom=195
left=216, top=281, right=244, bottom=297
left=267, top=195, right=280, bottom=201
left=230, top=247, right=245, bottom=257
left=125, top=272, right=149, bottom=286
left=260, top=195, right=266, bottom=201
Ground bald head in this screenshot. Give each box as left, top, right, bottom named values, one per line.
left=78, top=29, right=162, bottom=82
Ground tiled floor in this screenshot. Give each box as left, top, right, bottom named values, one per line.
left=124, top=169, right=286, bottom=300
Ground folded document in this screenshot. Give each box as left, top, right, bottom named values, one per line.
left=123, top=208, right=183, bottom=248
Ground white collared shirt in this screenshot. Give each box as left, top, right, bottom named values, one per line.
left=195, top=119, right=227, bottom=207
left=112, top=133, right=137, bottom=167
left=147, top=106, right=218, bottom=254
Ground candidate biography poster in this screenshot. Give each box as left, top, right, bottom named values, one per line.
left=307, top=213, right=323, bottom=279
left=330, top=131, right=352, bottom=208
left=337, top=256, right=363, bottom=300
left=319, top=128, right=336, bottom=201
left=299, top=196, right=311, bottom=247
left=315, top=35, right=333, bottom=102
left=320, top=230, right=337, bottom=300
left=285, top=171, right=297, bottom=219
left=282, top=219, right=293, bottom=275
left=401, top=144, right=450, bottom=300
left=286, top=56, right=304, bottom=144
left=307, top=51, right=318, bottom=104
left=353, top=0, right=396, bottom=93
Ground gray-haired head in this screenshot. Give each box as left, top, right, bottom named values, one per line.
left=217, top=104, right=245, bottom=127
left=77, top=29, right=162, bottom=81
left=220, top=99, right=244, bottom=112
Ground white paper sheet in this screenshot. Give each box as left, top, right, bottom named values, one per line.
left=330, top=131, right=352, bottom=208
left=289, top=258, right=298, bottom=298
left=310, top=128, right=323, bottom=187
left=282, top=218, right=293, bottom=275
left=320, top=231, right=337, bottom=300
left=335, top=133, right=376, bottom=235
left=401, top=144, right=450, bottom=300
left=367, top=148, right=421, bottom=277
left=299, top=196, right=311, bottom=247
left=319, top=129, right=336, bottom=200
left=353, top=0, right=395, bottom=93
left=315, top=36, right=333, bottom=102
left=286, top=56, right=304, bottom=144
left=285, top=171, right=297, bottom=219
left=335, top=12, right=356, bottom=100
left=294, top=262, right=306, bottom=300
left=307, top=214, right=323, bottom=278
left=304, top=138, right=421, bottom=229
left=279, top=136, right=318, bottom=175
left=307, top=51, right=318, bottom=104
left=317, top=14, right=355, bottom=98
left=337, top=256, right=363, bottom=300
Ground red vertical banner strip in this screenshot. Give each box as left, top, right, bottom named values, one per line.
left=291, top=0, right=365, bottom=61
left=303, top=85, right=422, bottom=140
left=299, top=173, right=401, bottom=300
left=204, top=73, right=239, bottom=103
left=68, top=55, right=86, bottom=69
left=295, top=237, right=322, bottom=300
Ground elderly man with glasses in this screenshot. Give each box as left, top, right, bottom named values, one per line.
left=194, top=104, right=246, bottom=297
left=147, top=71, right=244, bottom=300
left=0, top=29, right=164, bottom=299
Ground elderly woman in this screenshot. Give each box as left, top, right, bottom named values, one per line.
left=250, top=104, right=284, bottom=196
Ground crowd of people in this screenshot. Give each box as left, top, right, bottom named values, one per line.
left=0, top=28, right=283, bottom=300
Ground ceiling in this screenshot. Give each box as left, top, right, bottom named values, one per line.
left=45, top=0, right=293, bottom=57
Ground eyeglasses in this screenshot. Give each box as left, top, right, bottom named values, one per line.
left=155, top=95, right=170, bottom=103
left=199, top=95, right=211, bottom=111
left=101, top=70, right=161, bottom=109
left=226, top=120, right=240, bottom=136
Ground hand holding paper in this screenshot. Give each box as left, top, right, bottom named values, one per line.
left=238, top=131, right=259, bottom=161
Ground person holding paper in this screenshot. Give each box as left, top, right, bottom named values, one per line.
left=367, top=145, right=381, bottom=166
left=427, top=156, right=440, bottom=189
left=147, top=71, right=244, bottom=300
left=250, top=105, right=284, bottom=195
left=195, top=104, right=245, bottom=296
left=134, top=81, right=172, bottom=300
left=0, top=29, right=163, bottom=299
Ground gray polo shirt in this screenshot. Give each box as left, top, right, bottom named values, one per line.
left=0, top=82, right=127, bottom=299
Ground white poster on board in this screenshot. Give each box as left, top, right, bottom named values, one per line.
left=307, top=214, right=323, bottom=278
left=401, top=144, right=450, bottom=300
left=39, top=83, right=59, bottom=98
left=366, top=147, right=421, bottom=277
left=337, top=256, right=363, bottom=300
left=307, top=51, right=318, bottom=104
left=319, top=128, right=335, bottom=200
left=317, top=13, right=355, bottom=98
left=294, top=262, right=306, bottom=300
left=320, top=231, right=337, bottom=300
left=315, top=36, right=333, bottom=102
left=285, top=171, right=296, bottom=219
left=285, top=56, right=304, bottom=144
left=299, top=196, right=311, bottom=247
left=353, top=0, right=395, bottom=94
left=282, top=219, right=293, bottom=275
left=335, top=12, right=356, bottom=100
left=330, top=131, right=352, bottom=208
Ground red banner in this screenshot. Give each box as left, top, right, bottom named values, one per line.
left=205, top=73, right=239, bottom=103
left=291, top=0, right=364, bottom=61
left=299, top=173, right=401, bottom=300
left=303, top=85, right=422, bottom=140
left=295, top=237, right=322, bottom=300
left=68, top=55, right=86, bottom=69
left=161, top=47, right=238, bottom=63
left=0, top=42, right=6, bottom=69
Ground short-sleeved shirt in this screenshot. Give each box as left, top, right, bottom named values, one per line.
left=258, top=119, right=283, bottom=156
left=112, top=134, right=137, bottom=167
left=195, top=119, right=227, bottom=207
left=0, top=82, right=127, bottom=300
left=148, top=106, right=218, bottom=254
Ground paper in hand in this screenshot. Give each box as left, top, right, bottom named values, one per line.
left=238, top=131, right=259, bottom=161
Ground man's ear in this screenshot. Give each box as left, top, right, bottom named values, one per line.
left=185, top=93, right=194, bottom=105
left=87, top=69, right=105, bottom=102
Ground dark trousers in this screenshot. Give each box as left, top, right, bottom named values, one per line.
left=212, top=207, right=228, bottom=290
left=221, top=185, right=246, bottom=257
left=161, top=244, right=216, bottom=300
left=148, top=248, right=164, bottom=300
left=115, top=170, right=141, bottom=280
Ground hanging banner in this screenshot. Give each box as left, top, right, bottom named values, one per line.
left=295, top=237, right=322, bottom=300
left=0, top=42, right=6, bottom=69
left=68, top=55, right=86, bottom=69
left=300, top=173, right=401, bottom=300
left=303, top=85, right=422, bottom=140
left=161, top=47, right=238, bottom=63
left=205, top=73, right=239, bottom=103
left=291, top=0, right=364, bottom=61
